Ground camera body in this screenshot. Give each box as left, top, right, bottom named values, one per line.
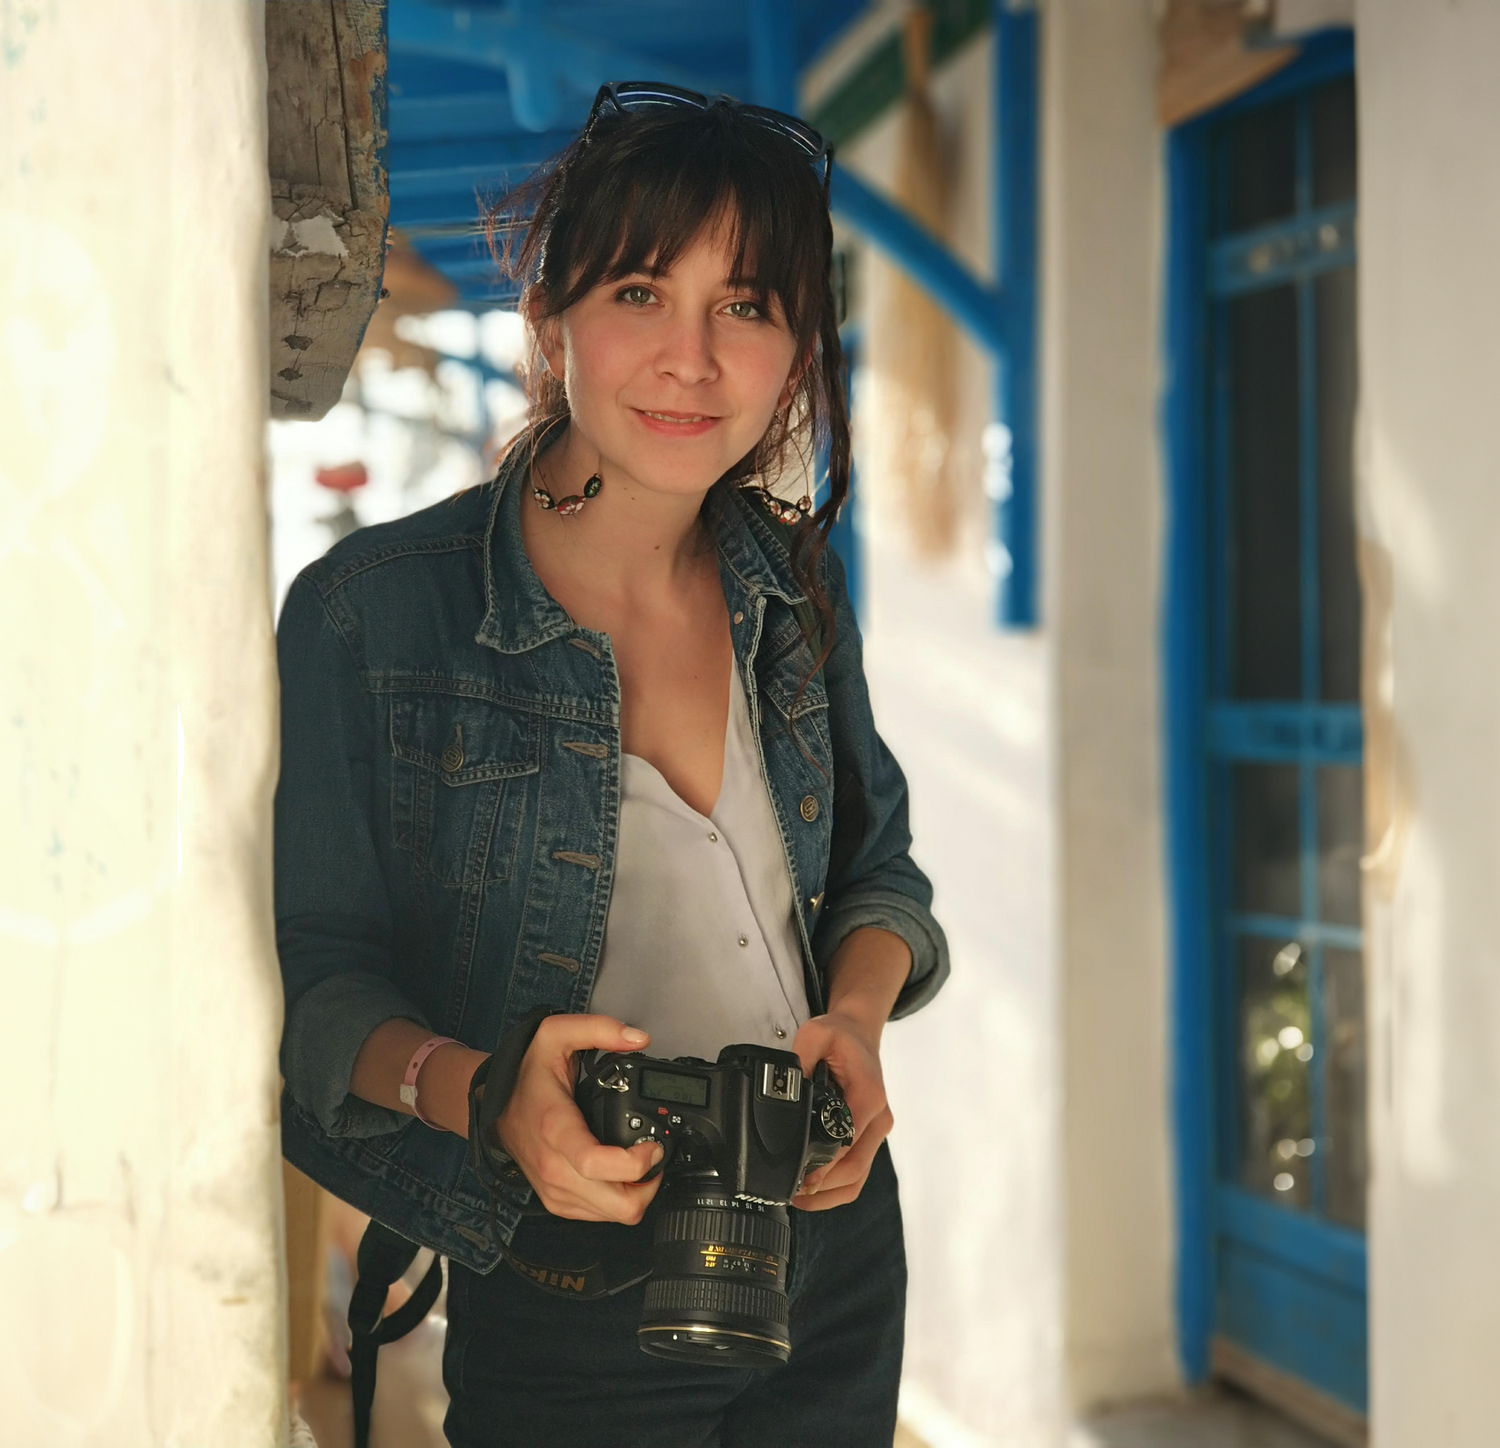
left=576, top=1043, right=854, bottom=1205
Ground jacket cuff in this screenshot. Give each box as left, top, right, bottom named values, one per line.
left=813, top=889, right=951, bottom=1019
left=282, top=972, right=431, bottom=1138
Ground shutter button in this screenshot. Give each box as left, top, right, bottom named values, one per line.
left=799, top=795, right=819, bottom=822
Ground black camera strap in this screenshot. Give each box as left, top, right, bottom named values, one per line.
left=347, top=1005, right=561, bottom=1448
left=348, top=1219, right=444, bottom=1448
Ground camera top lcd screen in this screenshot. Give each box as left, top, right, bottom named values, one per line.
left=640, top=1068, right=710, bottom=1109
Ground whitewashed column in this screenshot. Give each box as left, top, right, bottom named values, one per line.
left=0, top=3, right=286, bottom=1445
left=1358, top=2, right=1500, bottom=1443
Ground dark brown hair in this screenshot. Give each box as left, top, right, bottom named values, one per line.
left=486, top=99, right=848, bottom=664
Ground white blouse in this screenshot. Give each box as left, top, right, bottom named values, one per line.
left=587, top=659, right=811, bottom=1061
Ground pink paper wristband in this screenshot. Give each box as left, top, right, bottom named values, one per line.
left=399, top=1035, right=459, bottom=1129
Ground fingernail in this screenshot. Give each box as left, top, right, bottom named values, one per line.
left=650, top=1143, right=665, bottom=1165
left=622, top=1027, right=649, bottom=1046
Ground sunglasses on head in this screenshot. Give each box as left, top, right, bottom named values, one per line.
left=584, top=80, right=833, bottom=195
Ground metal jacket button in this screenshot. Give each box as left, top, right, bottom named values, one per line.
left=440, top=726, right=464, bottom=773
left=799, top=795, right=819, bottom=823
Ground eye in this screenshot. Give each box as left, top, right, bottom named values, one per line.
left=616, top=284, right=656, bottom=306
left=723, top=298, right=763, bottom=320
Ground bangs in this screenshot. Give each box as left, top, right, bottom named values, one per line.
left=535, top=107, right=830, bottom=343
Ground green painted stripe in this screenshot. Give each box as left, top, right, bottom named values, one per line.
left=810, top=0, right=993, bottom=148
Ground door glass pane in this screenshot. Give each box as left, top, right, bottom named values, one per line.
left=1312, top=76, right=1358, bottom=209
left=1324, top=946, right=1368, bottom=1230
left=1234, top=763, right=1302, bottom=918
left=1317, top=765, right=1364, bottom=927
left=1224, top=98, right=1297, bottom=233
left=1317, top=266, right=1361, bottom=701
left=1229, top=284, right=1302, bottom=699
left=1238, top=935, right=1312, bottom=1209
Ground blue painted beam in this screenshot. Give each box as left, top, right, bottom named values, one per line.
left=992, top=1, right=1039, bottom=629
left=829, top=162, right=1005, bottom=354
left=388, top=132, right=578, bottom=196
left=391, top=191, right=504, bottom=230
left=387, top=2, right=711, bottom=130
left=390, top=93, right=522, bottom=143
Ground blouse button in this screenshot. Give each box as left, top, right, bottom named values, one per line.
left=738, top=935, right=749, bottom=947
left=708, top=831, right=718, bottom=843
left=799, top=795, right=820, bottom=823
left=774, top=1026, right=788, bottom=1040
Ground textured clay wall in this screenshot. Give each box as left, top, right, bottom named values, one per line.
left=0, top=4, right=287, bottom=1444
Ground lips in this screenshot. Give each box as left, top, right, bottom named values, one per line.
left=632, top=407, right=722, bottom=437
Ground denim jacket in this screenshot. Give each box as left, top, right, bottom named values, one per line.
left=275, top=442, right=949, bottom=1272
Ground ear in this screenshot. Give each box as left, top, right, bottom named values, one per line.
left=527, top=293, right=565, bottom=380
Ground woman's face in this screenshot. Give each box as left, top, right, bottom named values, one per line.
left=536, top=218, right=802, bottom=499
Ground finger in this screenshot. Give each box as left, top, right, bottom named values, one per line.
left=533, top=1012, right=651, bottom=1060
left=797, top=1144, right=849, bottom=1195
left=543, top=1173, right=661, bottom=1225
left=539, top=1099, right=661, bottom=1181
left=793, top=1178, right=863, bottom=1211
left=573, top=1138, right=664, bottom=1184
left=813, top=1106, right=891, bottom=1194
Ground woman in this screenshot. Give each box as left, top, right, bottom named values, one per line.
left=276, top=84, right=949, bottom=1448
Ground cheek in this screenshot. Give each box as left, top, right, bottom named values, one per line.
left=739, top=338, right=800, bottom=418
left=559, top=318, right=635, bottom=414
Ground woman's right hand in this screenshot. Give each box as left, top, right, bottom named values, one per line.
left=494, top=1014, right=664, bottom=1223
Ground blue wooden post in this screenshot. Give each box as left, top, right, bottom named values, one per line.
left=993, top=1, right=1039, bottom=629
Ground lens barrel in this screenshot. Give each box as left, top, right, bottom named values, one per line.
left=638, top=1176, right=792, bottom=1368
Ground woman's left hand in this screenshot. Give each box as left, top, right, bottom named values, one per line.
left=789, top=1009, right=893, bottom=1212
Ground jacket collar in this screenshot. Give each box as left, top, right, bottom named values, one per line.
left=475, top=438, right=807, bottom=656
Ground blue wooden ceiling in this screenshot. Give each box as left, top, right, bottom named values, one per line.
left=387, top=0, right=870, bottom=306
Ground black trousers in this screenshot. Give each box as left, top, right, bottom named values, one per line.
left=442, top=1145, right=906, bottom=1448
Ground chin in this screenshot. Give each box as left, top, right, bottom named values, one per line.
left=614, top=442, right=742, bottom=500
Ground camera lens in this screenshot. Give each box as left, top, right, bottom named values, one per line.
left=638, top=1175, right=792, bottom=1368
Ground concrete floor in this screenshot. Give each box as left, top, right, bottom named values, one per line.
left=1073, top=1387, right=1335, bottom=1448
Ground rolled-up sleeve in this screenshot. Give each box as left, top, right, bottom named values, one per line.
left=275, top=575, right=428, bottom=1137
left=810, top=550, right=950, bottom=1018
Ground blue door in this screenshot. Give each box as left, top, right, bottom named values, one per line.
left=1165, top=36, right=1367, bottom=1420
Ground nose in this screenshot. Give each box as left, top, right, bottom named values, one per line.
left=654, top=311, right=718, bottom=388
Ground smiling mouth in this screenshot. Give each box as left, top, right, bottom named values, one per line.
left=635, top=409, right=718, bottom=424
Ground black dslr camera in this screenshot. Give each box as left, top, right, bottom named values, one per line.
left=576, top=1043, right=854, bottom=1368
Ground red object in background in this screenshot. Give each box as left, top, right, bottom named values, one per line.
left=315, top=461, right=369, bottom=492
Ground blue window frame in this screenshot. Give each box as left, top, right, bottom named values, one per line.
left=1164, top=32, right=1366, bottom=1419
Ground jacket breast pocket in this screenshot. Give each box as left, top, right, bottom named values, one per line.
left=388, top=692, right=540, bottom=888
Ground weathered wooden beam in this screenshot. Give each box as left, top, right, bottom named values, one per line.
left=267, top=1, right=388, bottom=420
left=1158, top=0, right=1297, bottom=127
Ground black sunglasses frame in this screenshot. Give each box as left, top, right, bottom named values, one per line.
left=583, top=80, right=833, bottom=195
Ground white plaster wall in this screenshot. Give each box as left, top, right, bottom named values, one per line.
left=1042, top=0, right=1179, bottom=1413
left=1356, top=3, right=1500, bottom=1442
left=842, top=34, right=1068, bottom=1448
left=0, top=4, right=287, bottom=1444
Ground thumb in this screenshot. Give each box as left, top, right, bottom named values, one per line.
left=536, top=1012, right=651, bottom=1058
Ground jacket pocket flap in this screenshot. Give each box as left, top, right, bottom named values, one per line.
left=390, top=692, right=540, bottom=785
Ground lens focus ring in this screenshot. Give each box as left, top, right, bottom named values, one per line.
left=643, top=1276, right=790, bottom=1328
left=655, top=1207, right=792, bottom=1258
